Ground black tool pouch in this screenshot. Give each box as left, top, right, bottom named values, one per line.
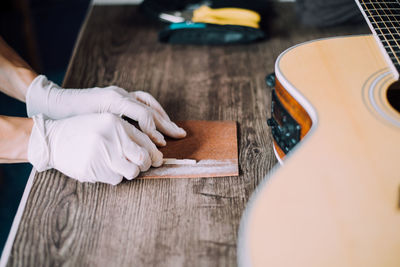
left=159, top=24, right=265, bottom=45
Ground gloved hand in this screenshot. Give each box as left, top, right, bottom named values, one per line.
left=26, top=75, right=186, bottom=146
left=28, top=113, right=163, bottom=185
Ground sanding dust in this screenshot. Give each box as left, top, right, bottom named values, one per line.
left=139, top=159, right=238, bottom=179
left=163, top=158, right=197, bottom=165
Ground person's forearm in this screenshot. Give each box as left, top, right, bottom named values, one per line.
left=0, top=36, right=37, bottom=102
left=0, top=116, right=33, bottom=163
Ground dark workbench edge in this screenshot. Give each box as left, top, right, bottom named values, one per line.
left=0, top=169, right=36, bottom=267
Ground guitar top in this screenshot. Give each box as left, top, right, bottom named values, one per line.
left=239, top=1, right=400, bottom=266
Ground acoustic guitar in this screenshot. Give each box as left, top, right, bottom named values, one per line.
left=238, top=1, right=400, bottom=266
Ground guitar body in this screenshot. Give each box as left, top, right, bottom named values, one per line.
left=239, top=35, right=400, bottom=267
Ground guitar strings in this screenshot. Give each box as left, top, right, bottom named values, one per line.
left=378, top=1, right=400, bottom=54
left=381, top=1, right=400, bottom=39
left=369, top=0, right=400, bottom=64
left=361, top=0, right=400, bottom=66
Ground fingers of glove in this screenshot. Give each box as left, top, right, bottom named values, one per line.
left=110, top=157, right=140, bottom=181
left=124, top=107, right=166, bottom=146
left=107, top=174, right=125, bottom=186
left=114, top=93, right=185, bottom=145
left=130, top=91, right=186, bottom=138
left=74, top=170, right=124, bottom=186
left=115, top=99, right=166, bottom=146
left=85, top=166, right=124, bottom=186
left=122, top=120, right=163, bottom=167
left=122, top=141, right=152, bottom=172
left=138, top=117, right=166, bottom=146
left=130, top=91, right=170, bottom=121
left=106, top=86, right=130, bottom=97
left=154, top=112, right=187, bottom=139
left=116, top=121, right=152, bottom=171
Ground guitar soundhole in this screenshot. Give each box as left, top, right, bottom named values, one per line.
left=387, top=82, right=400, bottom=114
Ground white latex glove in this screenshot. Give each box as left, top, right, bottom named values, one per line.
left=26, top=75, right=186, bottom=146
left=28, top=113, right=163, bottom=185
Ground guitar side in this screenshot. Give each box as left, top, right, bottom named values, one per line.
left=239, top=35, right=400, bottom=267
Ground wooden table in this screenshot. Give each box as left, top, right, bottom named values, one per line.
left=4, top=4, right=369, bottom=266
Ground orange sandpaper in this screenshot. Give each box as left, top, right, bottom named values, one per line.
left=139, top=120, right=239, bottom=179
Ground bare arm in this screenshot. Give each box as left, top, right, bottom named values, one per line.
left=0, top=116, right=33, bottom=163
left=0, top=36, right=185, bottom=174
left=0, top=36, right=38, bottom=102
left=0, top=36, right=36, bottom=162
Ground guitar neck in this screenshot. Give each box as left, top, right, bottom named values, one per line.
left=355, top=0, right=400, bottom=80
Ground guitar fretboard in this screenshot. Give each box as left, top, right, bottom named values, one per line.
left=356, top=0, right=400, bottom=79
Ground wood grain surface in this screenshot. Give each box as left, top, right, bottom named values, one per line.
left=6, top=3, right=369, bottom=267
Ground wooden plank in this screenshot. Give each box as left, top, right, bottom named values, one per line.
left=5, top=3, right=369, bottom=267
left=140, top=120, right=239, bottom=179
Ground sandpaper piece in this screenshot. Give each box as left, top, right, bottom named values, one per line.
left=139, top=120, right=239, bottom=179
